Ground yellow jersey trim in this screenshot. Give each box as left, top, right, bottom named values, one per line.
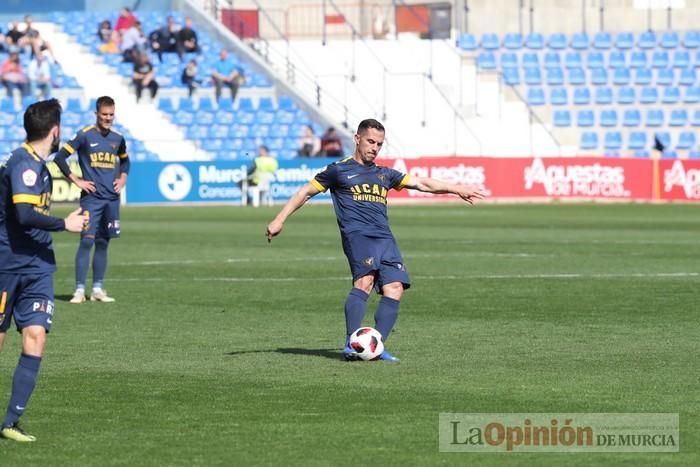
left=311, top=179, right=327, bottom=193
left=62, top=142, right=75, bottom=154
left=21, top=143, right=41, bottom=162
left=12, top=194, right=41, bottom=205
left=81, top=125, right=95, bottom=133
left=395, top=174, right=411, bottom=191
left=118, top=152, right=128, bottom=160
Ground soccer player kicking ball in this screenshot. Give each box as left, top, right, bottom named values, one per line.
left=266, top=119, right=484, bottom=362
left=0, top=99, right=88, bottom=442
left=54, top=96, right=129, bottom=304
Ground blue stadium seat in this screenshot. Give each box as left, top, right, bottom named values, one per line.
left=186, top=125, right=208, bottom=139
left=580, top=132, right=598, bottom=150
left=672, top=50, right=690, bottom=68
left=0, top=98, right=15, bottom=113
left=683, top=31, right=700, bottom=48
left=613, top=68, right=631, bottom=85
left=553, top=110, right=571, bottom=127
left=690, top=151, right=700, bottom=159
left=178, top=97, right=195, bottom=112
left=577, top=109, right=595, bottom=127
left=480, top=33, right=500, bottom=50
left=65, top=97, right=82, bottom=113
left=527, top=88, right=545, bottom=105
left=656, top=68, right=675, bottom=86
left=646, top=109, right=665, bottom=127
left=600, top=109, right=618, bottom=127
left=595, top=87, right=613, bottom=105
left=651, top=51, right=669, bottom=68
left=591, top=68, right=608, bottom=85
left=546, top=68, right=564, bottom=85
left=500, top=52, right=518, bottom=68
left=548, top=33, right=567, bottom=50
left=457, top=32, right=477, bottom=50
left=586, top=52, right=605, bottom=69
left=570, top=32, right=589, bottom=49
left=567, top=67, right=586, bottom=85
left=634, top=150, right=651, bottom=158
left=525, top=32, right=545, bottom=49
left=662, top=87, right=681, bottom=104
left=258, top=97, right=275, bottom=111
left=655, top=131, right=672, bottom=149
left=237, top=97, right=255, bottom=112
left=522, top=53, right=539, bottom=69
left=615, top=32, right=634, bottom=49
left=623, top=109, right=641, bottom=127
left=525, top=68, right=542, bottom=85
left=278, top=95, right=295, bottom=111
left=676, top=132, right=696, bottom=149
left=684, top=87, right=700, bottom=104
left=217, top=97, right=234, bottom=112
left=628, top=132, right=647, bottom=150
left=617, top=87, right=636, bottom=104
left=503, top=67, right=520, bottom=85
left=158, top=97, right=174, bottom=113
left=550, top=87, right=568, bottom=105
left=661, top=150, right=678, bottom=159
left=604, top=132, right=622, bottom=150
left=477, top=52, right=497, bottom=69
left=269, top=124, right=289, bottom=138
left=669, top=109, right=688, bottom=126
left=638, top=31, right=657, bottom=49
left=634, top=68, right=653, bottom=85
left=564, top=51, right=582, bottom=69
left=630, top=51, right=648, bottom=68
left=194, top=110, right=214, bottom=125
left=573, top=87, right=591, bottom=105
left=660, top=31, right=679, bottom=49
left=173, top=110, right=194, bottom=126
left=679, top=68, right=696, bottom=86
left=202, top=138, right=224, bottom=152
left=198, top=97, right=215, bottom=112
left=544, top=52, right=561, bottom=69
left=593, top=32, right=612, bottom=49
left=609, top=51, right=626, bottom=68
left=503, top=33, right=523, bottom=49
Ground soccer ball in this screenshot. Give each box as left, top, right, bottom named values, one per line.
left=348, top=327, right=384, bottom=361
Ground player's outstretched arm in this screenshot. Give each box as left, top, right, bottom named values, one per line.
left=266, top=182, right=320, bottom=242
left=15, top=205, right=87, bottom=232
left=404, top=176, right=485, bottom=204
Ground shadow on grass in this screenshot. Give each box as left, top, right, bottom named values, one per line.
left=225, top=348, right=343, bottom=360
left=55, top=294, right=76, bottom=302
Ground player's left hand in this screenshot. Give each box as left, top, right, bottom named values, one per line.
left=266, top=220, right=283, bottom=243
left=457, top=188, right=485, bottom=205
left=113, top=178, right=126, bottom=194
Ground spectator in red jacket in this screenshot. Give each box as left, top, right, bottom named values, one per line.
left=114, top=7, right=137, bottom=33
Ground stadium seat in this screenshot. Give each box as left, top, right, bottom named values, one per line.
left=638, top=31, right=657, bottom=49
left=237, top=97, right=255, bottom=112
left=660, top=31, right=679, bottom=49
left=553, top=110, right=571, bottom=127
left=656, top=68, right=675, bottom=86
left=683, top=87, right=700, bottom=104
left=655, top=132, right=672, bottom=149
left=604, top=131, right=622, bottom=150
left=525, top=32, right=545, bottom=49
left=623, top=109, right=642, bottom=127
left=630, top=51, right=648, bottom=68
left=173, top=110, right=194, bottom=126
left=194, top=110, right=214, bottom=125
left=634, top=68, right=653, bottom=85
left=661, top=150, right=678, bottom=159
left=198, top=97, right=215, bottom=112
left=525, top=68, right=542, bottom=85
left=634, top=150, right=651, bottom=158
left=676, top=132, right=696, bottom=149
left=593, top=31, right=612, bottom=49
left=178, top=97, right=195, bottom=112
left=679, top=68, right=697, bottom=85
left=548, top=33, right=567, bottom=49
left=278, top=95, right=295, bottom=111
left=694, top=50, right=700, bottom=67
left=546, top=68, right=564, bottom=85
left=600, top=109, right=618, bottom=127
left=591, top=68, right=608, bottom=85
left=567, top=67, right=586, bottom=85
left=573, top=87, right=591, bottom=105
left=527, top=88, right=545, bottom=106
left=0, top=98, right=15, bottom=113
left=158, top=97, right=174, bottom=113
left=587, top=52, right=605, bottom=69
left=689, top=151, right=700, bottom=159
left=564, top=51, right=582, bottom=69
left=673, top=50, right=690, bottom=68
left=480, top=33, right=500, bottom=50
left=580, top=131, right=598, bottom=149
left=615, top=32, right=634, bottom=49
left=503, top=33, right=523, bottom=49
left=477, top=52, right=497, bottom=69
left=628, top=131, right=647, bottom=150
left=65, top=97, right=82, bottom=113
left=570, top=32, right=589, bottom=49
left=683, top=31, right=700, bottom=48
left=577, top=109, right=595, bottom=127
left=609, top=51, right=626, bottom=68
left=595, top=87, right=613, bottom=105
left=544, top=52, right=561, bottom=69
left=651, top=51, right=669, bottom=68
left=639, top=87, right=658, bottom=104
left=613, top=68, right=631, bottom=85
left=500, top=52, right=518, bottom=68
left=645, top=109, right=664, bottom=127
left=617, top=87, right=636, bottom=104
left=662, top=87, right=681, bottom=104
left=550, top=87, right=568, bottom=105
left=503, top=67, right=520, bottom=85
left=669, top=109, right=688, bottom=126
left=457, top=32, right=477, bottom=50
left=522, top=53, right=539, bottom=69
left=218, top=97, right=234, bottom=112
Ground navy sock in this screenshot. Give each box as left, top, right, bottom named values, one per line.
left=344, top=288, right=369, bottom=338
left=92, top=238, right=109, bottom=288
left=75, top=237, right=93, bottom=289
left=374, top=296, right=401, bottom=342
left=3, top=353, right=41, bottom=427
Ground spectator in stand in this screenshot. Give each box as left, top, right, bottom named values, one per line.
left=0, top=27, right=6, bottom=53
left=114, top=7, right=137, bottom=34
left=132, top=51, right=158, bottom=102
left=27, top=52, right=52, bottom=99
left=319, top=127, right=344, bottom=157
left=211, top=48, right=244, bottom=103
left=181, top=59, right=201, bottom=97
left=5, top=21, right=30, bottom=51
left=120, top=21, right=146, bottom=63
left=149, top=15, right=180, bottom=63
left=297, top=125, right=321, bottom=157
left=97, top=20, right=119, bottom=54
left=177, top=17, right=200, bottom=57
left=1, top=51, right=28, bottom=98
left=22, top=15, right=57, bottom=62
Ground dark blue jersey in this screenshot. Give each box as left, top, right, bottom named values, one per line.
left=0, top=144, right=57, bottom=273
left=61, top=125, right=128, bottom=200
left=311, top=156, right=410, bottom=239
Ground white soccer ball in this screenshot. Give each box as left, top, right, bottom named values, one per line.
left=348, top=327, right=384, bottom=361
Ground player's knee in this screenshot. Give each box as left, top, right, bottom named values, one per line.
left=80, top=236, right=95, bottom=249
left=95, top=238, right=109, bottom=249
left=354, top=275, right=375, bottom=294
left=382, top=282, right=404, bottom=300
left=21, top=326, right=47, bottom=356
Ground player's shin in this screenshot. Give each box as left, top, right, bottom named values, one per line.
left=344, top=288, right=369, bottom=338
left=374, top=296, right=400, bottom=342
left=2, top=353, right=41, bottom=428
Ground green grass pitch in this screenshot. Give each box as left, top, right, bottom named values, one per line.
left=1, top=203, right=698, bottom=466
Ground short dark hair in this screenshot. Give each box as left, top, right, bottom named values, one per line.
left=357, top=119, right=385, bottom=134
left=24, top=98, right=62, bottom=142
left=95, top=96, right=115, bottom=111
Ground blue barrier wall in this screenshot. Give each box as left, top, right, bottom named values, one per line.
left=0, top=0, right=85, bottom=14
left=125, top=159, right=336, bottom=205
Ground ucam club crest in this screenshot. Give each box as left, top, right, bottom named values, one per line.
left=664, top=160, right=700, bottom=199
left=524, top=158, right=630, bottom=197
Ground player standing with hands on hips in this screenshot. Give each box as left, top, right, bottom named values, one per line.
left=0, top=99, right=87, bottom=442
left=54, top=96, right=129, bottom=304
left=266, top=119, right=484, bottom=361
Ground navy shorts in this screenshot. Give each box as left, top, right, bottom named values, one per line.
left=0, top=272, right=55, bottom=333
left=81, top=196, right=121, bottom=239
left=341, top=234, right=411, bottom=294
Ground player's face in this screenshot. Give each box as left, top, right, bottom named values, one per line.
left=96, top=105, right=115, bottom=131
left=355, top=128, right=385, bottom=164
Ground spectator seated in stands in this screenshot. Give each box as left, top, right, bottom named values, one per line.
left=319, top=126, right=344, bottom=157
left=297, top=124, right=321, bottom=157
left=181, top=59, right=201, bottom=97
left=177, top=17, right=200, bottom=56
left=149, top=15, right=180, bottom=63
left=120, top=21, right=146, bottom=62
left=132, top=51, right=158, bottom=102
left=27, top=51, right=52, bottom=99
left=245, top=145, right=278, bottom=207
left=114, top=7, right=137, bottom=35
left=211, top=48, right=245, bottom=103
left=0, top=27, right=6, bottom=53
left=1, top=51, right=28, bottom=98
left=5, top=21, right=32, bottom=53
left=97, top=19, right=119, bottom=53
left=23, top=15, right=57, bottom=62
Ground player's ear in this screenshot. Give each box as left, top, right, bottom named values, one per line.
left=354, top=133, right=360, bottom=145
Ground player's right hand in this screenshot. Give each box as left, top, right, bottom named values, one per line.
left=64, top=208, right=89, bottom=233
left=266, top=221, right=283, bottom=243
left=75, top=177, right=96, bottom=193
